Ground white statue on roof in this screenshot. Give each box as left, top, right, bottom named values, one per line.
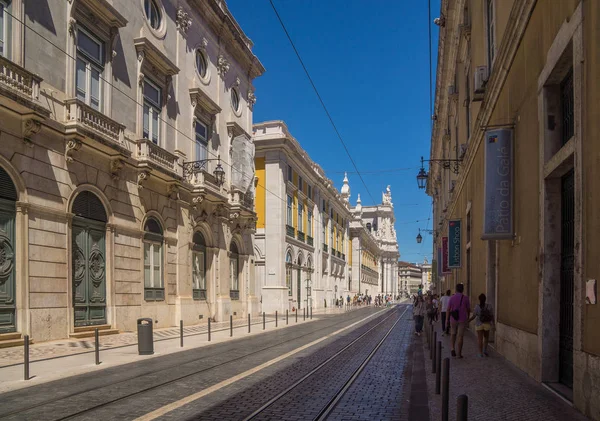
left=382, top=185, right=392, bottom=206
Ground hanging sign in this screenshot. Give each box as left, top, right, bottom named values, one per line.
left=442, top=237, right=451, bottom=274
left=448, top=219, right=462, bottom=268
left=437, top=247, right=442, bottom=278
left=483, top=129, right=514, bottom=239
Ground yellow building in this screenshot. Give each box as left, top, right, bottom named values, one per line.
left=427, top=0, right=600, bottom=417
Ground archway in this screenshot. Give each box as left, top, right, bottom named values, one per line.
left=71, top=191, right=108, bottom=326
left=0, top=167, right=17, bottom=333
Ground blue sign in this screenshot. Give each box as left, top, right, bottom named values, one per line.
left=483, top=129, right=513, bottom=240
left=448, top=220, right=461, bottom=268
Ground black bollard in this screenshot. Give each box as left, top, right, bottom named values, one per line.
left=430, top=328, right=435, bottom=360
left=303, top=308, right=306, bottom=321
left=286, top=309, right=289, bottom=325
left=457, top=395, right=468, bottom=421
left=95, top=328, right=100, bottom=364
left=24, top=335, right=29, bottom=380
left=248, top=313, right=251, bottom=333
left=310, top=307, right=312, bottom=320
left=435, top=341, right=442, bottom=394
left=263, top=312, right=266, bottom=330
left=432, top=331, right=437, bottom=372
left=276, top=311, right=278, bottom=327
left=180, top=320, right=184, bottom=348
left=208, top=318, right=211, bottom=342
left=230, top=315, right=233, bottom=337
left=442, top=358, right=450, bottom=421
left=295, top=308, right=298, bottom=323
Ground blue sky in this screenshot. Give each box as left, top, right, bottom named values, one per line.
left=228, top=0, right=441, bottom=263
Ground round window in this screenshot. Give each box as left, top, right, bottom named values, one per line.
left=196, top=50, right=208, bottom=78
left=144, top=0, right=162, bottom=30
left=231, top=88, right=240, bottom=112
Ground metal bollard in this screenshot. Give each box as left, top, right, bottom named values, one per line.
left=180, top=320, right=184, bottom=348
left=442, top=358, right=450, bottom=421
left=263, top=312, right=266, bottom=330
left=303, top=308, right=306, bottom=321
left=295, top=308, right=298, bottom=323
left=24, top=335, right=30, bottom=380
left=286, top=309, right=289, bottom=325
left=430, top=328, right=435, bottom=360
left=208, top=318, right=211, bottom=342
left=248, top=313, right=251, bottom=333
left=457, top=395, right=468, bottom=421
left=230, top=315, right=233, bottom=337
left=95, top=328, right=100, bottom=365
left=276, top=311, right=278, bottom=327
left=310, top=307, right=312, bottom=320
left=435, top=341, right=442, bottom=394
left=432, top=331, right=437, bottom=372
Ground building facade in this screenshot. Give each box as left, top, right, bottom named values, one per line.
left=398, top=261, right=422, bottom=296
left=427, top=0, right=600, bottom=417
left=253, top=121, right=351, bottom=314
left=0, top=0, right=263, bottom=345
left=420, top=258, right=432, bottom=292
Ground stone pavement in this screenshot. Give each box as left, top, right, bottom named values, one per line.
left=422, top=319, right=590, bottom=421
left=0, top=305, right=360, bottom=368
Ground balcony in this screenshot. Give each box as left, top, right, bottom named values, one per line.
left=65, top=99, right=128, bottom=154
left=297, top=231, right=305, bottom=242
left=323, top=244, right=328, bottom=253
left=307, top=236, right=314, bottom=247
left=286, top=225, right=295, bottom=237
left=136, top=138, right=180, bottom=178
left=0, top=55, right=48, bottom=116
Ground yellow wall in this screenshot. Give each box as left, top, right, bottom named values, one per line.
left=255, top=158, right=265, bottom=229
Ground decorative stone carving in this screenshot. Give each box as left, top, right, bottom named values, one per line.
left=137, top=171, right=149, bottom=189
left=176, top=7, right=192, bottom=35
left=110, top=158, right=124, bottom=180
left=164, top=75, right=172, bottom=103
left=22, top=118, right=42, bottom=147
left=234, top=77, right=240, bottom=87
left=217, top=55, right=230, bottom=76
left=64, top=138, right=82, bottom=163
left=192, top=195, right=205, bottom=210
left=382, top=185, right=393, bottom=206
left=89, top=249, right=105, bottom=282
left=247, top=91, right=256, bottom=109
left=138, top=72, right=145, bottom=86
left=68, top=18, right=77, bottom=35
left=168, top=184, right=180, bottom=201
left=201, top=37, right=208, bottom=50
left=229, top=212, right=240, bottom=220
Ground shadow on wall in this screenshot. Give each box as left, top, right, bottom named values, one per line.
left=112, top=35, right=131, bottom=88
left=24, top=0, right=56, bottom=35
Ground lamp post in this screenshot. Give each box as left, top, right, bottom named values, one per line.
left=416, top=156, right=463, bottom=189
left=416, top=228, right=434, bottom=244
left=182, top=155, right=226, bottom=186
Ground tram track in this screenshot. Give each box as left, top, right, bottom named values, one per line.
left=0, top=307, right=393, bottom=421
left=242, top=306, right=408, bottom=421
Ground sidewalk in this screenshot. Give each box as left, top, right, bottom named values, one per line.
left=0, top=305, right=369, bottom=393
left=420, top=320, right=590, bottom=421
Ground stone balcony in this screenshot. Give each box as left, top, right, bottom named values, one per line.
left=230, top=187, right=254, bottom=214
left=65, top=99, right=129, bottom=155
left=0, top=55, right=48, bottom=117
left=135, top=138, right=180, bottom=179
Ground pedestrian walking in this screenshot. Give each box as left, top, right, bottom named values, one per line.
left=469, top=293, right=495, bottom=357
left=413, top=295, right=426, bottom=336
left=432, top=295, right=439, bottom=321
left=440, top=289, right=451, bottom=335
left=446, top=283, right=471, bottom=358
left=426, top=296, right=436, bottom=324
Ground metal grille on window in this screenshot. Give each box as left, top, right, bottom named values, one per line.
left=561, top=70, right=574, bottom=146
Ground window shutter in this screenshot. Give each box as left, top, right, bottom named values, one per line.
left=72, top=191, right=107, bottom=222
left=0, top=167, right=17, bottom=201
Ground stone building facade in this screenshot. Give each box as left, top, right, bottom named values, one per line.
left=253, top=121, right=351, bottom=314
left=398, top=261, right=422, bottom=296
left=427, top=0, right=600, bottom=417
left=0, top=0, right=263, bottom=345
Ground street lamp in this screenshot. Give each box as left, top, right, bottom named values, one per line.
left=416, top=155, right=463, bottom=189
left=416, top=228, right=434, bottom=244
left=183, top=154, right=226, bottom=186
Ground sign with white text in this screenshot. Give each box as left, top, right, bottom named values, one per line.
left=483, top=129, right=513, bottom=239
left=448, top=219, right=461, bottom=268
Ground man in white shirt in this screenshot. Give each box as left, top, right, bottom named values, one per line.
left=440, top=289, right=452, bottom=335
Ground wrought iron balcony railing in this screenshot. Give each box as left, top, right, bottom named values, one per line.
left=307, top=236, right=314, bottom=246
left=297, top=231, right=305, bottom=242
left=286, top=225, right=295, bottom=237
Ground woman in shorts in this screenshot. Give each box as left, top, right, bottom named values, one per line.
left=470, top=293, right=495, bottom=357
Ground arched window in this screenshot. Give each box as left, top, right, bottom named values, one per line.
left=192, top=232, right=206, bottom=300
left=143, top=217, right=164, bottom=301
left=286, top=252, right=292, bottom=296
left=229, top=241, right=239, bottom=300
left=144, top=0, right=162, bottom=30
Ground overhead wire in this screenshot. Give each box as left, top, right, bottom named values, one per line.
left=267, top=0, right=377, bottom=206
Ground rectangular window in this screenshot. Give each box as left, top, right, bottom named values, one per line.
left=307, top=211, right=312, bottom=236
left=192, top=250, right=206, bottom=296
left=322, top=221, right=326, bottom=244
left=308, top=185, right=312, bottom=200
left=330, top=225, right=333, bottom=248
left=195, top=120, right=208, bottom=161
left=466, top=70, right=471, bottom=140
left=287, top=195, right=293, bottom=226
left=298, top=176, right=303, bottom=192
left=143, top=79, right=161, bottom=144
left=298, top=203, right=303, bottom=232
left=322, top=199, right=326, bottom=212
left=287, top=165, right=292, bottom=182
left=561, top=69, right=574, bottom=146
left=286, top=264, right=292, bottom=296
left=0, top=2, right=5, bottom=57
left=144, top=241, right=163, bottom=289
left=230, top=257, right=239, bottom=292
left=486, top=0, right=495, bottom=67
left=76, top=28, right=104, bottom=111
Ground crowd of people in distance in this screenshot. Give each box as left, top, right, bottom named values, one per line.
left=412, top=283, right=495, bottom=358
left=334, top=293, right=398, bottom=308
